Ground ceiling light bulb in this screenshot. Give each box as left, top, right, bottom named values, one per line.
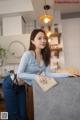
left=47, top=31, right=52, bottom=37
left=44, top=16, right=50, bottom=23
left=40, top=15, right=53, bottom=24
left=48, top=38, right=51, bottom=43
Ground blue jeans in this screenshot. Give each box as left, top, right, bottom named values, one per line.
left=3, top=75, right=28, bottom=120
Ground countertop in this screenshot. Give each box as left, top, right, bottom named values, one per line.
left=33, top=77, right=80, bottom=120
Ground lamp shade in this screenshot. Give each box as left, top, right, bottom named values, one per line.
left=40, top=4, right=53, bottom=24
left=40, top=15, right=53, bottom=24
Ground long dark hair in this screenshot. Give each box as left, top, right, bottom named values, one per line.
left=29, top=29, right=51, bottom=66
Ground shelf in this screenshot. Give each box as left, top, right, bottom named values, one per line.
left=49, top=32, right=61, bottom=37
left=51, top=47, right=62, bottom=51
left=49, top=32, right=62, bottom=58
left=50, top=44, right=62, bottom=51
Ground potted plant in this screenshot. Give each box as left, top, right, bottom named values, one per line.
left=0, top=47, right=7, bottom=66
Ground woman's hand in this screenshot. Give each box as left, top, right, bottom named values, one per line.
left=17, top=78, right=25, bottom=85
left=67, top=71, right=80, bottom=77
left=36, top=75, right=48, bottom=84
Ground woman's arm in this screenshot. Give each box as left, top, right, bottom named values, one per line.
left=45, top=66, right=72, bottom=78
left=17, top=51, right=50, bottom=85
left=17, top=51, right=37, bottom=83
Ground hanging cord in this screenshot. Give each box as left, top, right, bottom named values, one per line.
left=44, top=0, right=47, bottom=15
left=44, top=0, right=51, bottom=15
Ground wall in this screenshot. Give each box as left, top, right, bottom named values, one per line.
left=2, top=16, right=22, bottom=36
left=0, top=25, right=1, bottom=36
left=0, top=0, right=33, bottom=14
left=0, top=34, right=30, bottom=64
left=62, top=18, right=80, bottom=69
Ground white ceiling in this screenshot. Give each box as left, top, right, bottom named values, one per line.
left=0, top=0, right=80, bottom=25
left=23, top=0, right=80, bottom=26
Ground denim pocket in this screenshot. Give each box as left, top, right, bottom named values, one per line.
left=3, top=75, right=13, bottom=89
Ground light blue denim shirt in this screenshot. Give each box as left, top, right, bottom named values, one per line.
left=17, top=51, right=71, bottom=85
left=17, top=51, right=46, bottom=85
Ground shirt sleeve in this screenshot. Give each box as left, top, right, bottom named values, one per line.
left=17, top=51, right=37, bottom=83
left=45, top=66, right=71, bottom=78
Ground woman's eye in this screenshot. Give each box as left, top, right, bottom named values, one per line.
left=38, top=37, right=46, bottom=40
left=38, top=37, right=42, bottom=40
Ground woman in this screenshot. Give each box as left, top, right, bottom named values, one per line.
left=3, top=29, right=51, bottom=120
left=17, top=29, right=51, bottom=85
left=3, top=29, right=71, bottom=120
left=17, top=28, right=71, bottom=83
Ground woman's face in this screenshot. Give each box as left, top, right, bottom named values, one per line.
left=32, top=32, right=47, bottom=50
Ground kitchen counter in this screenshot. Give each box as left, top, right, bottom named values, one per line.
left=32, top=77, right=80, bottom=120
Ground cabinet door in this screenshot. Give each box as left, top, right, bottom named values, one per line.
left=25, top=84, right=34, bottom=120
left=0, top=84, right=5, bottom=112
